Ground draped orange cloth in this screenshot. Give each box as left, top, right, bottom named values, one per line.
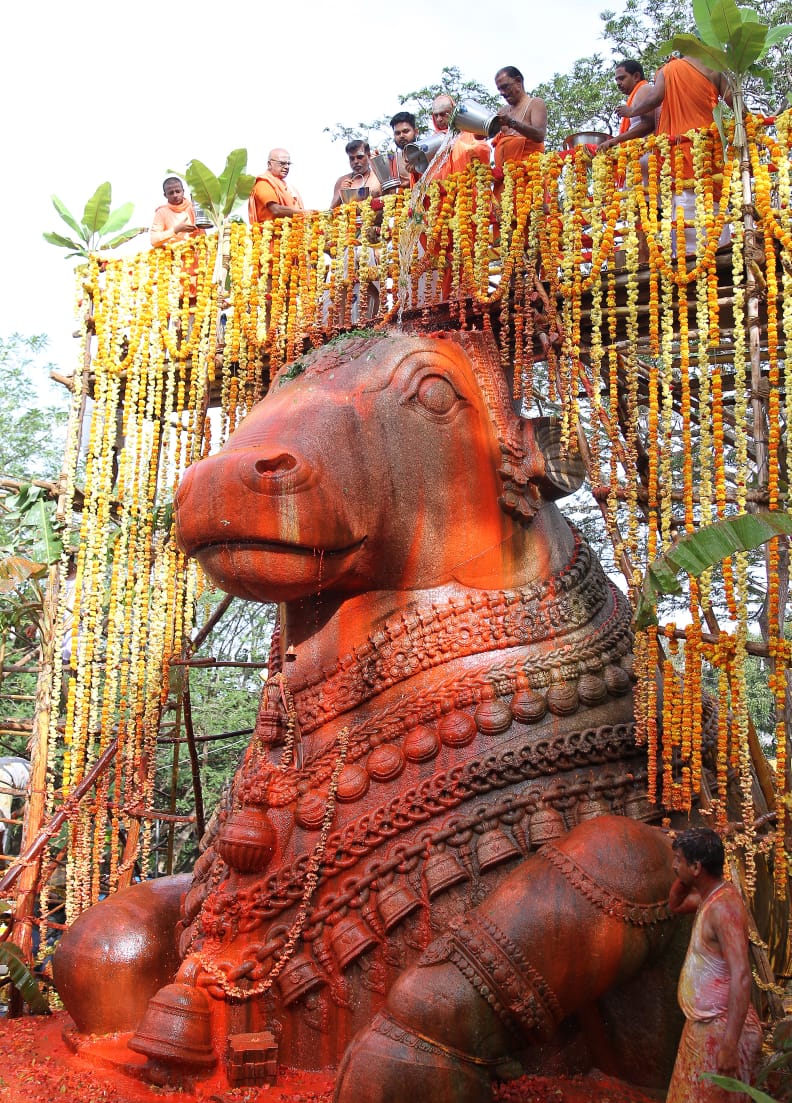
left=435, top=132, right=490, bottom=181
left=248, top=172, right=304, bottom=223
left=492, top=132, right=543, bottom=170
left=150, top=199, right=197, bottom=247
left=618, top=79, right=648, bottom=135
left=657, top=58, right=720, bottom=185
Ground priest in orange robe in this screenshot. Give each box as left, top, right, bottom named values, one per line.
left=617, top=55, right=731, bottom=186
left=617, top=55, right=732, bottom=254
left=492, top=66, right=546, bottom=171
left=429, top=93, right=490, bottom=180
left=150, top=178, right=202, bottom=248
left=249, top=149, right=305, bottom=223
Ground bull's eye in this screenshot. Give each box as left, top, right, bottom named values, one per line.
left=412, top=374, right=462, bottom=416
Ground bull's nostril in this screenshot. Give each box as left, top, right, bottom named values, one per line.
left=254, top=454, right=297, bottom=476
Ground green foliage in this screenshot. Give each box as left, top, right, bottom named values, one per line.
left=535, top=55, right=619, bottom=149
left=44, top=182, right=145, bottom=260
left=325, top=66, right=498, bottom=149
left=703, top=1074, right=779, bottom=1102
left=661, top=0, right=792, bottom=80
left=0, top=335, right=68, bottom=482
left=0, top=938, right=50, bottom=1014
left=180, top=149, right=255, bottom=229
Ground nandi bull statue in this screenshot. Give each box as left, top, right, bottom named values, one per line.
left=54, top=326, right=693, bottom=1099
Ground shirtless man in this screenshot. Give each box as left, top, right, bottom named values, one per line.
left=667, top=828, right=761, bottom=1103
left=150, top=177, right=202, bottom=248
left=330, top=140, right=382, bottom=208
left=248, top=149, right=305, bottom=224
left=492, top=66, right=547, bottom=170
left=599, top=60, right=655, bottom=152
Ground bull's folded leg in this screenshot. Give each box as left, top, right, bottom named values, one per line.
left=336, top=817, right=680, bottom=1103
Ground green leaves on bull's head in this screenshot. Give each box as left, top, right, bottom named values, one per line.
left=44, top=182, right=145, bottom=261
left=660, top=0, right=792, bottom=83
left=181, top=149, right=255, bottom=229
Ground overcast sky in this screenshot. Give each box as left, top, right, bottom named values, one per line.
left=1, top=0, right=622, bottom=378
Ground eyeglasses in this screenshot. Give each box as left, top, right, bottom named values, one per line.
left=269, top=159, right=291, bottom=167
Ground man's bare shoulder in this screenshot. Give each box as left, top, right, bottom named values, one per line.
left=704, top=884, right=750, bottom=947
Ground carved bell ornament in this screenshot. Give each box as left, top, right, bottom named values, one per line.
left=476, top=825, right=522, bottom=872
left=330, top=912, right=380, bottom=968
left=376, top=879, right=423, bottom=931
left=277, top=950, right=327, bottom=1006
left=216, top=805, right=276, bottom=873
left=529, top=805, right=566, bottom=845
left=129, top=960, right=216, bottom=1068
left=575, top=794, right=611, bottom=822
left=422, top=846, right=469, bottom=898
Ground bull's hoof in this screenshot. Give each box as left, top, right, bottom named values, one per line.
left=53, top=874, right=190, bottom=1034
left=334, top=1011, right=493, bottom=1103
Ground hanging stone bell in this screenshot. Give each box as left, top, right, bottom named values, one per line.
left=623, top=790, right=656, bottom=821
left=423, top=846, right=469, bottom=898
left=376, top=879, right=423, bottom=931
left=476, top=825, right=522, bottom=872
left=330, top=913, right=380, bottom=969
left=129, top=961, right=216, bottom=1068
left=277, top=950, right=326, bottom=1006
left=575, top=793, right=611, bottom=822
left=529, top=805, right=566, bottom=846
left=216, top=805, right=276, bottom=874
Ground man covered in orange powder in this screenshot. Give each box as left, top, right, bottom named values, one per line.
left=150, top=177, right=202, bottom=248
left=429, top=93, right=490, bottom=180
left=667, top=828, right=761, bottom=1103
left=492, top=65, right=546, bottom=170
left=599, top=60, right=655, bottom=153
left=248, top=149, right=305, bottom=223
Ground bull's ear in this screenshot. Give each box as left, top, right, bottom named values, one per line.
left=522, top=417, right=586, bottom=501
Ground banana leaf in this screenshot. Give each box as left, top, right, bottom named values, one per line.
left=217, top=148, right=251, bottom=218
left=707, top=0, right=747, bottom=49
left=102, top=226, right=146, bottom=250
left=703, top=1074, right=778, bottom=1102
left=82, top=182, right=112, bottom=239
left=659, top=34, right=731, bottom=71
left=727, top=19, right=773, bottom=72
left=43, top=230, right=86, bottom=255
left=0, top=555, right=46, bottom=593
left=765, top=23, right=792, bottom=48
left=32, top=498, right=62, bottom=564
left=635, top=511, right=792, bottom=628
left=184, top=159, right=222, bottom=218
left=100, top=201, right=135, bottom=236
left=50, top=195, right=84, bottom=240
left=0, top=942, right=50, bottom=1014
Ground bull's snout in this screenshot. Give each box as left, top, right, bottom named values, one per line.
left=237, top=448, right=313, bottom=494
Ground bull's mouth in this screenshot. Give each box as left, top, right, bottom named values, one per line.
left=189, top=536, right=368, bottom=558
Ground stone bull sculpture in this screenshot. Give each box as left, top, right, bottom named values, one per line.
left=54, top=327, right=691, bottom=1098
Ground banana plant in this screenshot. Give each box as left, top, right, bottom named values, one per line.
left=0, top=900, right=50, bottom=1013
left=43, top=182, right=145, bottom=261
left=173, top=149, right=255, bottom=285
left=660, top=0, right=792, bottom=147
left=181, top=148, right=255, bottom=231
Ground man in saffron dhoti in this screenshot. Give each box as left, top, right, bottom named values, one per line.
left=150, top=177, right=202, bottom=248
left=667, top=828, right=761, bottom=1103
left=617, top=55, right=732, bottom=254
left=249, top=149, right=305, bottom=223
left=492, top=66, right=546, bottom=170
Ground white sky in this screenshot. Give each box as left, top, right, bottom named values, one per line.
left=1, top=0, right=622, bottom=379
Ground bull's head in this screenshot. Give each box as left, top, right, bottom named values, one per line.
left=175, top=329, right=583, bottom=603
